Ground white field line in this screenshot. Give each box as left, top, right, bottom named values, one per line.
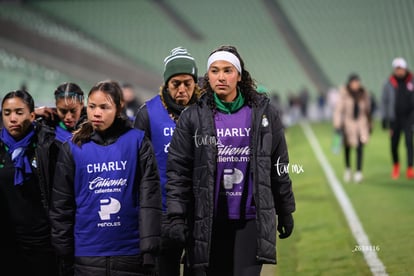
left=300, top=121, right=388, bottom=276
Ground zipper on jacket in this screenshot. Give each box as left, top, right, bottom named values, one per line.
left=251, top=99, right=270, bottom=259
left=34, top=142, right=50, bottom=213
left=206, top=106, right=218, bottom=267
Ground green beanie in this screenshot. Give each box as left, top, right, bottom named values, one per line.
left=163, top=47, right=198, bottom=84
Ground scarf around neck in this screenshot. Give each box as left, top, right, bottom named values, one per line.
left=214, top=89, right=245, bottom=114
left=161, top=87, right=196, bottom=121
left=0, top=125, right=35, bottom=185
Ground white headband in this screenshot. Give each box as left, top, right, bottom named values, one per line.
left=207, top=51, right=242, bottom=74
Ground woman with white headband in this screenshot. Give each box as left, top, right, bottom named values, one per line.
left=165, top=45, right=296, bottom=275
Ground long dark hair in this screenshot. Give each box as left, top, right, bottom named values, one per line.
left=202, top=45, right=262, bottom=109
left=346, top=73, right=368, bottom=101
left=2, top=89, right=35, bottom=113
left=72, top=80, right=126, bottom=146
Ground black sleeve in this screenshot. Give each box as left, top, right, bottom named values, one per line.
left=133, top=104, right=151, bottom=139
left=166, top=108, right=195, bottom=219
left=138, top=136, right=162, bottom=254
left=35, top=122, right=59, bottom=211
left=381, top=81, right=389, bottom=121
left=269, top=104, right=296, bottom=215
left=49, top=142, right=76, bottom=257
left=44, top=140, right=60, bottom=211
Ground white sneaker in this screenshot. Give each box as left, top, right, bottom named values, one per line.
left=343, top=169, right=352, bottom=183
left=354, top=171, right=363, bottom=183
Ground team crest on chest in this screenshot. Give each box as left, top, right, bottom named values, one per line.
left=31, top=157, right=37, bottom=168
left=261, top=115, right=269, bottom=127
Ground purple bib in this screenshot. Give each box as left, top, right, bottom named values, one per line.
left=214, top=105, right=256, bottom=219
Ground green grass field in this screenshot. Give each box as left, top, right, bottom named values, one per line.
left=265, top=120, right=414, bottom=276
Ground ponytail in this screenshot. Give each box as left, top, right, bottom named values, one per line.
left=72, top=121, right=94, bottom=146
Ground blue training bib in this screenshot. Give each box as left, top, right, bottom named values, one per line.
left=70, top=128, right=144, bottom=256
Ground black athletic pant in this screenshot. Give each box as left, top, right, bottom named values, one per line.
left=13, top=246, right=58, bottom=276
left=205, top=219, right=262, bottom=276
left=158, top=245, right=183, bottom=276
left=344, top=142, right=363, bottom=171
left=391, top=120, right=414, bottom=167
left=158, top=213, right=185, bottom=276
left=74, top=255, right=156, bottom=276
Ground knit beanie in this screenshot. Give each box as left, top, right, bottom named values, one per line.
left=163, top=47, right=198, bottom=84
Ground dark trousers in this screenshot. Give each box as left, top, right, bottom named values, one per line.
left=74, top=255, right=156, bottom=276
left=1, top=246, right=59, bottom=276
left=391, top=120, right=414, bottom=167
left=158, top=213, right=185, bottom=276
left=158, top=245, right=183, bottom=276
left=344, top=142, right=363, bottom=171
left=204, top=219, right=262, bottom=276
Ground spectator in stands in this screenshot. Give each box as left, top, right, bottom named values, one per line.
left=121, top=82, right=142, bottom=121
left=287, top=91, right=301, bottom=125
left=134, top=46, right=201, bottom=276
left=0, top=90, right=59, bottom=275
left=333, top=73, right=372, bottom=183
left=326, top=87, right=340, bottom=120
left=317, top=90, right=326, bottom=121
left=165, top=45, right=295, bottom=275
left=299, top=86, right=310, bottom=118
left=270, top=90, right=282, bottom=112
left=20, top=82, right=28, bottom=92
left=381, top=57, right=414, bottom=179
left=49, top=80, right=161, bottom=276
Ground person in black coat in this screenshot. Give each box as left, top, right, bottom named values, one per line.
left=0, top=89, right=59, bottom=275
left=381, top=57, right=414, bottom=179
left=166, top=45, right=296, bottom=276
left=134, top=46, right=201, bottom=276
left=49, top=80, right=162, bottom=276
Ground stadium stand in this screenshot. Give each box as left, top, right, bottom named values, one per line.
left=26, top=0, right=315, bottom=99
left=0, top=48, right=84, bottom=106
left=0, top=4, right=114, bottom=58
left=0, top=3, right=161, bottom=103
left=278, top=0, right=414, bottom=93
left=1, top=0, right=413, bottom=104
